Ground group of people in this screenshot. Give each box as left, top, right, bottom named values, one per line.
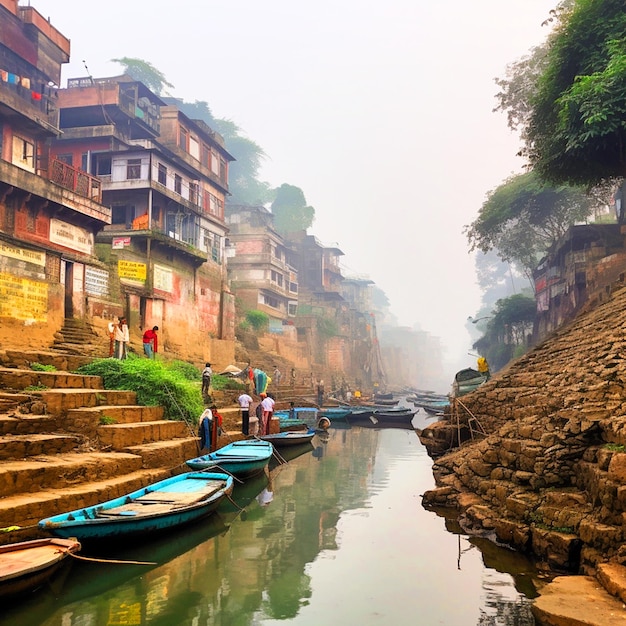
left=236, top=390, right=275, bottom=436
left=107, top=318, right=159, bottom=360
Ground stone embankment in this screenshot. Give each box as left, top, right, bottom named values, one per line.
left=419, top=283, right=626, bottom=624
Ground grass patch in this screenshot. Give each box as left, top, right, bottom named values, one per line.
left=30, top=362, right=57, bottom=372
left=24, top=384, right=49, bottom=391
left=605, top=443, right=626, bottom=452
left=211, top=374, right=246, bottom=391
left=99, top=415, right=117, bottom=425
left=77, top=356, right=203, bottom=424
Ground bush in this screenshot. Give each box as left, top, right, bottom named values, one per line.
left=30, top=362, right=56, bottom=372
left=76, top=356, right=204, bottom=424
left=245, top=310, right=269, bottom=331
left=211, top=374, right=246, bottom=391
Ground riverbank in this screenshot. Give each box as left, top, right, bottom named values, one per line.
left=419, top=283, right=626, bottom=623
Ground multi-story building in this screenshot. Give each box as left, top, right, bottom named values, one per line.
left=51, top=74, right=236, bottom=361
left=225, top=205, right=298, bottom=331
left=0, top=0, right=112, bottom=349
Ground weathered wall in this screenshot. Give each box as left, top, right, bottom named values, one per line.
left=420, top=280, right=626, bottom=577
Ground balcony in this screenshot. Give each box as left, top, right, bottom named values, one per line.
left=48, top=159, right=102, bottom=203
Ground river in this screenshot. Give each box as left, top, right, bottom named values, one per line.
left=3, top=410, right=540, bottom=626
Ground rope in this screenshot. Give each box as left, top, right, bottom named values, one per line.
left=69, top=552, right=156, bottom=566
left=163, top=383, right=200, bottom=451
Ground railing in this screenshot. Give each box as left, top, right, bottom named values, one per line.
left=49, top=159, right=102, bottom=203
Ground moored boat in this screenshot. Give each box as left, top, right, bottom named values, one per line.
left=38, top=472, right=234, bottom=541
left=258, top=428, right=316, bottom=447
left=0, top=537, right=81, bottom=599
left=317, top=407, right=352, bottom=421
left=185, top=440, right=273, bottom=478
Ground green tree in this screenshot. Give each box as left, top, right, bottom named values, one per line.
left=465, top=171, right=594, bottom=281
left=111, top=57, right=174, bottom=95
left=473, top=294, right=536, bottom=372
left=271, top=184, right=315, bottom=234
left=524, top=0, right=626, bottom=189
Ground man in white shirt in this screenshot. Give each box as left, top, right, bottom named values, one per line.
left=237, top=392, right=253, bottom=435
left=260, top=393, right=275, bottom=436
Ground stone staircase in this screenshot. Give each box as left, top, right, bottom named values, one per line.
left=0, top=360, right=200, bottom=545
left=52, top=317, right=109, bottom=358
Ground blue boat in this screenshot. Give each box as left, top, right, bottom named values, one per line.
left=185, top=440, right=273, bottom=478
left=275, top=407, right=318, bottom=429
left=317, top=407, right=352, bottom=421
left=38, top=472, right=234, bottom=541
left=258, top=428, right=316, bottom=448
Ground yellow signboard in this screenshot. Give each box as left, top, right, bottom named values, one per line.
left=0, top=272, right=48, bottom=321
left=118, top=260, right=147, bottom=282
left=0, top=242, right=45, bottom=266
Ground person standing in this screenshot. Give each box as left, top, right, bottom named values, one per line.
left=317, top=379, right=325, bottom=406
left=114, top=317, right=129, bottom=359
left=142, top=326, right=159, bottom=358
left=260, top=393, right=275, bottom=436
left=273, top=366, right=282, bottom=386
left=237, top=391, right=253, bottom=435
left=201, top=363, right=213, bottom=396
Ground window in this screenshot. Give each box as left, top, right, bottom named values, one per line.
left=127, top=158, right=141, bottom=179
left=189, top=182, right=199, bottom=206
left=96, top=156, right=111, bottom=176
left=57, top=154, right=73, bottom=165
left=189, top=136, right=200, bottom=160
left=158, top=163, right=167, bottom=186
left=210, top=150, right=220, bottom=176
left=208, top=193, right=219, bottom=215
left=271, top=270, right=283, bottom=287
left=179, top=126, right=188, bottom=151
left=174, top=174, right=182, bottom=194
left=263, top=294, right=279, bottom=309
left=12, top=136, right=35, bottom=171
left=288, top=302, right=298, bottom=316
left=81, top=153, right=89, bottom=172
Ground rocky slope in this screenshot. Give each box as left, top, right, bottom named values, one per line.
left=419, top=282, right=626, bottom=623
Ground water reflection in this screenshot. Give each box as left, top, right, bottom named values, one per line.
left=2, top=421, right=539, bottom=626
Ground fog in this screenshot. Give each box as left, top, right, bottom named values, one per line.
left=27, top=0, right=557, bottom=374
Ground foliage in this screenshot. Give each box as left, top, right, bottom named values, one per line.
left=30, top=362, right=56, bottom=372
left=465, top=171, right=594, bottom=278
left=271, top=184, right=315, bottom=234
left=472, top=294, right=536, bottom=372
left=166, top=359, right=202, bottom=381
left=76, top=356, right=204, bottom=423
left=99, top=415, right=117, bottom=425
left=24, top=384, right=49, bottom=391
left=171, top=99, right=273, bottom=205
left=211, top=374, right=246, bottom=391
left=111, top=57, right=174, bottom=95
left=605, top=443, right=625, bottom=452
left=245, top=310, right=269, bottom=331
left=523, top=0, right=626, bottom=187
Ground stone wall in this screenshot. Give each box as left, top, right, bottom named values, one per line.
left=420, top=283, right=626, bottom=575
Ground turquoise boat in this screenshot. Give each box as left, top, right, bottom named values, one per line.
left=258, top=428, right=316, bottom=448
left=275, top=407, right=318, bottom=429
left=185, top=440, right=273, bottom=478
left=38, top=472, right=234, bottom=541
left=317, top=407, right=352, bottom=421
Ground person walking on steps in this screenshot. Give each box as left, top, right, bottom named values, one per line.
left=201, top=363, right=213, bottom=396
left=142, top=326, right=159, bottom=358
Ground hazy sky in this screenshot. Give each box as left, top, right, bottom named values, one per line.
left=27, top=0, right=556, bottom=373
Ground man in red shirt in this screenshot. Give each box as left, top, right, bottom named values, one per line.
left=142, top=326, right=159, bottom=358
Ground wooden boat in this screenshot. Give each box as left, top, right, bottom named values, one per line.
left=258, top=428, right=316, bottom=447
left=370, top=409, right=416, bottom=425
left=452, top=368, right=487, bottom=397
left=275, top=407, right=318, bottom=429
left=418, top=399, right=450, bottom=415
left=0, top=537, right=81, bottom=599
left=185, top=440, right=273, bottom=478
left=317, top=407, right=352, bottom=421
left=38, top=472, right=234, bottom=541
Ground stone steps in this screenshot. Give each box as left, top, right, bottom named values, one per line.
left=0, top=367, right=103, bottom=391
left=1, top=467, right=172, bottom=534
left=0, top=452, right=145, bottom=499
left=97, top=420, right=190, bottom=449
left=0, top=434, right=81, bottom=460
left=0, top=414, right=57, bottom=436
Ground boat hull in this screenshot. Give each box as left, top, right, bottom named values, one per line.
left=0, top=538, right=81, bottom=599
left=185, top=440, right=273, bottom=478
left=38, top=472, right=234, bottom=541
left=258, top=429, right=316, bottom=447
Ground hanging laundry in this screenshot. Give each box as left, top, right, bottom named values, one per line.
left=0, top=70, right=7, bottom=82
left=7, top=73, right=19, bottom=84
left=31, top=91, right=42, bottom=101
left=20, top=77, right=30, bottom=89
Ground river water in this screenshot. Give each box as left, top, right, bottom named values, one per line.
left=3, top=410, right=540, bottom=626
